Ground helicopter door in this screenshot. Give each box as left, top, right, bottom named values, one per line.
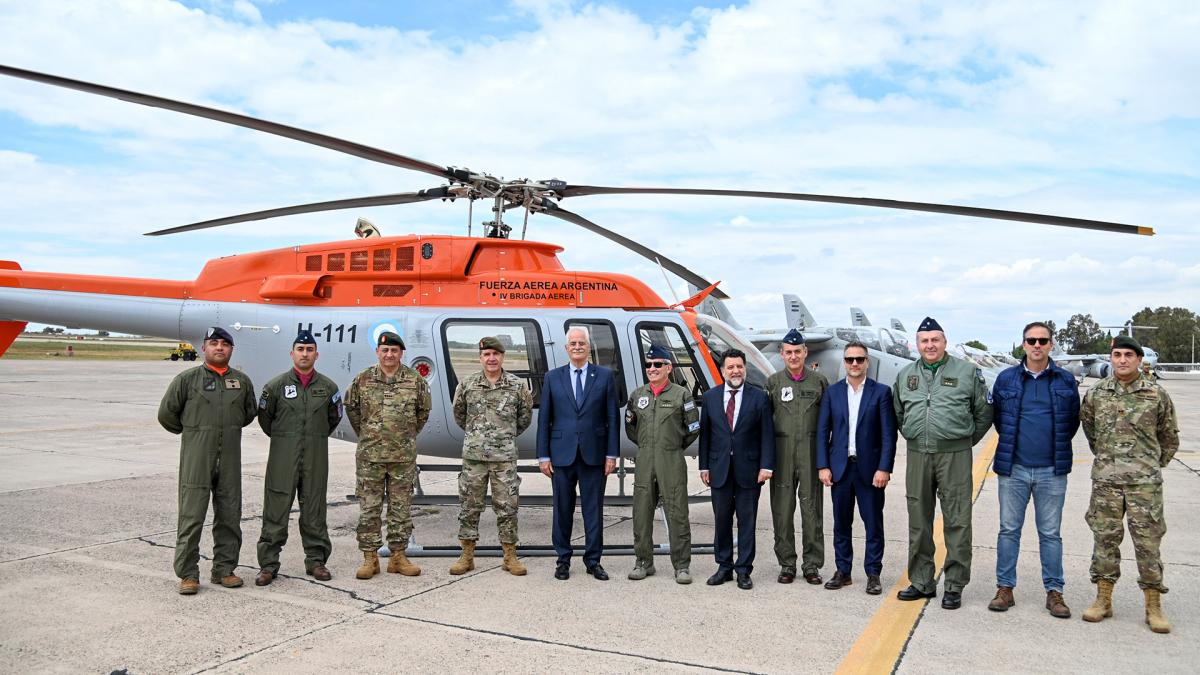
left=563, top=319, right=628, bottom=404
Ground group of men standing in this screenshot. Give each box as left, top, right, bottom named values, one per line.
left=158, top=318, right=1179, bottom=633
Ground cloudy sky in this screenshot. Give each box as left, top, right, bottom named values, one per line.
left=1, top=0, right=1197, bottom=351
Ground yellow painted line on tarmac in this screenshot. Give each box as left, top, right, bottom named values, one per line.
left=835, top=433, right=999, bottom=675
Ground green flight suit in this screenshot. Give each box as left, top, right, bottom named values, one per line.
left=158, top=364, right=257, bottom=581
left=255, top=369, right=343, bottom=575
left=625, top=382, right=700, bottom=571
left=766, top=368, right=829, bottom=575
left=893, top=354, right=993, bottom=594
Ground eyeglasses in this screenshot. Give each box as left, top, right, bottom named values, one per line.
left=645, top=361, right=670, bottom=369
left=1024, top=337, right=1051, bottom=346
left=843, top=356, right=867, bottom=364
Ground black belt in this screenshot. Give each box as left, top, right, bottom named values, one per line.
left=847, top=455, right=858, bottom=462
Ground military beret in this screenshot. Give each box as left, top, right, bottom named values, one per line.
left=293, top=329, right=316, bottom=346
left=781, top=328, right=806, bottom=345
left=645, top=345, right=673, bottom=363
left=204, top=326, right=235, bottom=346
left=1111, top=335, right=1144, bottom=357
left=479, top=336, right=506, bottom=353
left=917, top=316, right=944, bottom=333
left=377, top=331, right=405, bottom=349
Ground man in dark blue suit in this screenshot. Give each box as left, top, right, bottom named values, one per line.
left=699, top=349, right=775, bottom=590
left=537, top=326, right=619, bottom=581
left=816, top=341, right=897, bottom=595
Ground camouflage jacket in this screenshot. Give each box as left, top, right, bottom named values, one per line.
left=1081, top=374, right=1179, bottom=485
left=345, top=364, right=431, bottom=463
left=452, top=370, right=533, bottom=462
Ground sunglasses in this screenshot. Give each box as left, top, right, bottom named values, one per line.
left=1024, top=337, right=1051, bottom=346
left=843, top=356, right=867, bottom=364
left=645, top=361, right=670, bottom=369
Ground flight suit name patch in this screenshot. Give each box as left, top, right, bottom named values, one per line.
left=942, top=377, right=958, bottom=387
left=224, top=378, right=241, bottom=390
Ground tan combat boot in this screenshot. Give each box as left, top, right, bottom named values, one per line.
left=449, top=539, right=476, bottom=575
left=501, top=542, right=527, bottom=576
left=356, top=551, right=380, bottom=580
left=387, top=552, right=421, bottom=576
left=1082, top=579, right=1115, bottom=622
left=1143, top=588, right=1171, bottom=634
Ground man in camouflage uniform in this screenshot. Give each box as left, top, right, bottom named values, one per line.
left=1080, top=335, right=1179, bottom=633
left=624, top=345, right=701, bottom=584
left=344, top=331, right=432, bottom=579
left=765, top=329, right=829, bottom=585
left=254, top=330, right=343, bottom=586
left=449, top=336, right=533, bottom=577
left=157, top=326, right=257, bottom=595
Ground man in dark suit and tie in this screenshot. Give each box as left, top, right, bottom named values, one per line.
left=699, top=349, right=776, bottom=590
left=816, top=341, right=898, bottom=595
left=537, top=326, right=620, bottom=581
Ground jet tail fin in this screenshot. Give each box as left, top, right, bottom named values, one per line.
left=850, top=307, right=871, bottom=326
left=0, top=261, right=28, bottom=357
left=890, top=318, right=906, bottom=332
left=782, top=294, right=817, bottom=329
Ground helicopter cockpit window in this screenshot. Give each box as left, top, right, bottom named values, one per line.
left=692, top=314, right=773, bottom=390
left=635, top=322, right=709, bottom=399
left=441, top=320, right=547, bottom=407
left=564, top=321, right=626, bottom=402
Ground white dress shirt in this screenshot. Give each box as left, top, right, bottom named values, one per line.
left=847, top=379, right=865, bottom=458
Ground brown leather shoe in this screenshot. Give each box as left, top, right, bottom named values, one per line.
left=777, top=569, right=796, bottom=584
left=1046, top=590, right=1071, bottom=619
left=255, top=569, right=275, bottom=587
left=988, top=586, right=1015, bottom=611
left=210, top=573, right=244, bottom=588
left=308, top=564, right=332, bottom=581
left=178, top=578, right=199, bottom=595
left=804, top=572, right=823, bottom=585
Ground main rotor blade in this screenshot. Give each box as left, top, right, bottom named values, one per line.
left=145, top=188, right=451, bottom=235
left=0, top=64, right=454, bottom=181
left=556, top=185, right=1154, bottom=236
left=538, top=202, right=729, bottom=300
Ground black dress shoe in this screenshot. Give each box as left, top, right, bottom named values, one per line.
left=866, top=575, right=882, bottom=595
left=586, top=564, right=609, bottom=581
left=941, top=590, right=962, bottom=610
left=777, top=569, right=795, bottom=584
left=737, top=573, right=753, bottom=590
left=706, top=569, right=733, bottom=586
left=897, top=584, right=936, bottom=601
left=554, top=563, right=570, bottom=580
left=824, top=570, right=852, bottom=590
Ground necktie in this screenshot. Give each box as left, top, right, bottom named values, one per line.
left=726, top=388, right=738, bottom=428
left=574, top=368, right=584, bottom=406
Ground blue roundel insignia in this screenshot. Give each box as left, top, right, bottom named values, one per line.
left=421, top=242, right=433, bottom=259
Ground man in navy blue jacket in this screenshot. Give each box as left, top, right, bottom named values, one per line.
left=816, top=341, right=897, bottom=595
left=699, top=349, right=776, bottom=590
left=537, top=327, right=620, bottom=581
left=987, top=322, right=1080, bottom=618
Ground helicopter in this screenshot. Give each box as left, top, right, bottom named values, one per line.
left=0, top=63, right=1153, bottom=466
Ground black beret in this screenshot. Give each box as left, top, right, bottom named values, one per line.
left=204, top=326, right=235, bottom=346
left=1111, top=335, right=1144, bottom=357
left=781, top=328, right=806, bottom=345
left=479, top=336, right=506, bottom=353
left=293, top=330, right=316, bottom=346
left=377, top=331, right=405, bottom=348
left=917, top=317, right=944, bottom=333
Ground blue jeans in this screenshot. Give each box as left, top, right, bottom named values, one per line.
left=996, top=464, right=1067, bottom=591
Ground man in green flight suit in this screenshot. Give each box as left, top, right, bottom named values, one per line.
left=449, top=336, right=534, bottom=577
left=624, top=345, right=701, bottom=584
left=345, top=331, right=432, bottom=579
left=253, top=329, right=343, bottom=586
left=765, top=329, right=829, bottom=585
left=893, top=317, right=993, bottom=610
left=157, top=326, right=257, bottom=596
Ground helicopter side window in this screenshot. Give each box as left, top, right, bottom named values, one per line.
left=564, top=320, right=626, bottom=402
left=635, top=322, right=709, bottom=399
left=441, top=320, right=548, bottom=407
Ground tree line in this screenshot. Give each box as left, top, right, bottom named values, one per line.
left=1000, top=307, right=1198, bottom=362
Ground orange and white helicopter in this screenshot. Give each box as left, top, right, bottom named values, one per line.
left=0, top=64, right=1153, bottom=466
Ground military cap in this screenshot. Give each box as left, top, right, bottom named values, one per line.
left=204, top=326, right=235, bottom=345
left=293, top=329, right=316, bottom=346
left=478, top=336, right=506, bottom=353
left=917, top=316, right=944, bottom=333
left=781, top=328, right=806, bottom=345
left=1111, top=335, right=1144, bottom=357
left=645, top=345, right=674, bottom=364
left=377, top=331, right=405, bottom=349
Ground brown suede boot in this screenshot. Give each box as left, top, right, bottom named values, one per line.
left=449, top=539, right=476, bottom=575
left=1082, top=580, right=1114, bottom=622
left=501, top=542, right=527, bottom=576
left=387, top=552, right=421, bottom=576
left=356, top=551, right=380, bottom=580
left=1046, top=590, right=1071, bottom=619
left=988, top=586, right=1014, bottom=612
left=210, top=573, right=244, bottom=588
left=178, top=578, right=200, bottom=595
left=1144, top=588, right=1171, bottom=634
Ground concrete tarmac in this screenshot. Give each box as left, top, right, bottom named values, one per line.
left=0, top=360, right=1196, bottom=674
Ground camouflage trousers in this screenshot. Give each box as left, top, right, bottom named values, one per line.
left=1085, top=482, right=1167, bottom=591
left=457, top=459, right=520, bottom=544
left=356, top=460, right=416, bottom=552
